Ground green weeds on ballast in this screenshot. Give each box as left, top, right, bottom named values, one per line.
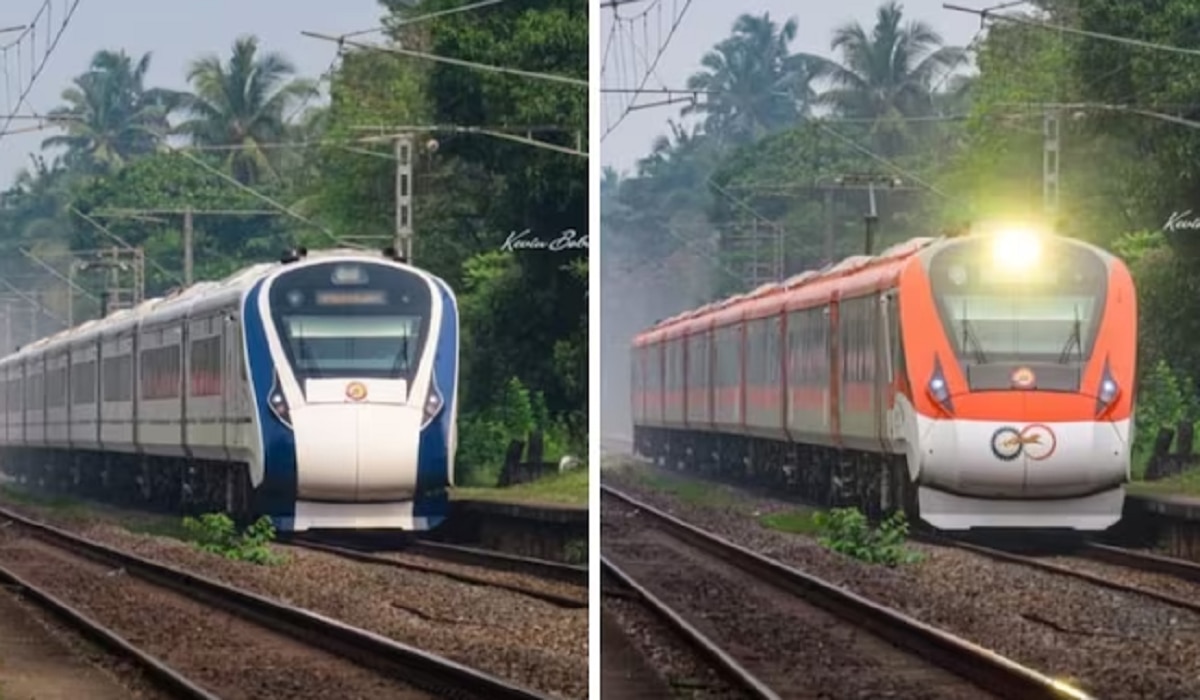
left=181, top=513, right=283, bottom=565
left=813, top=508, right=922, bottom=566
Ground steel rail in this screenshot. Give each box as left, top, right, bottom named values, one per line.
left=409, top=540, right=588, bottom=586
left=287, top=539, right=586, bottom=609
left=0, top=562, right=219, bottom=699
left=920, top=534, right=1200, bottom=617
left=1083, top=542, right=1200, bottom=584
left=601, top=554, right=780, bottom=699
left=601, top=484, right=1093, bottom=700
left=0, top=505, right=551, bottom=700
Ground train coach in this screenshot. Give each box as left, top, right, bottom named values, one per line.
left=0, top=247, right=458, bottom=532
left=630, top=226, right=1137, bottom=531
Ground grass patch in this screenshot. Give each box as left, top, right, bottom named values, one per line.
left=1128, top=468, right=1200, bottom=497
left=0, top=484, right=84, bottom=513
left=759, top=508, right=824, bottom=535
left=563, top=538, right=587, bottom=565
left=453, top=467, right=589, bottom=507
left=629, top=470, right=740, bottom=509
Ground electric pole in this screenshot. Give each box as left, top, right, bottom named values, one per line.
left=831, top=174, right=904, bottom=257
left=1043, top=109, right=1060, bottom=219
left=90, top=208, right=278, bottom=289
left=394, top=134, right=414, bottom=262
left=183, top=207, right=194, bottom=285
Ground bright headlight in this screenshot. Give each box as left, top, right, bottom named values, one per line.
left=991, top=227, right=1042, bottom=270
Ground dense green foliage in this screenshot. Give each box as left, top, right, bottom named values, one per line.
left=814, top=508, right=922, bottom=566
left=0, top=0, right=586, bottom=484
left=182, top=513, right=282, bottom=565
left=602, top=1, right=1200, bottom=469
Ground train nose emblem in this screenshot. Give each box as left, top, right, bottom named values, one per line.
left=345, top=381, right=368, bottom=402
left=990, top=424, right=1057, bottom=461
left=1011, top=367, right=1036, bottom=389
left=990, top=427, right=1022, bottom=461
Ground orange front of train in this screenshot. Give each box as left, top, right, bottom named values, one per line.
left=893, top=226, right=1136, bottom=531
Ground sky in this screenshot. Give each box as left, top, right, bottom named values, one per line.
left=600, top=0, right=983, bottom=174
left=0, top=0, right=388, bottom=189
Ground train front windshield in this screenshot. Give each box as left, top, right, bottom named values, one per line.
left=928, top=235, right=1109, bottom=365
left=269, top=261, right=432, bottom=382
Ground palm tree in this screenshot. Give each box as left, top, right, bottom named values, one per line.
left=41, top=50, right=179, bottom=174
left=175, top=36, right=317, bottom=184
left=798, top=1, right=965, bottom=155
left=682, top=13, right=816, bottom=146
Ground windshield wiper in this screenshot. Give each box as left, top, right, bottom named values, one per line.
left=389, top=334, right=410, bottom=376
left=294, top=321, right=322, bottom=379
left=1057, top=303, right=1083, bottom=365
left=960, top=301, right=988, bottom=364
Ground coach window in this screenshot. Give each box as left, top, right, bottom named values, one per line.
left=141, top=345, right=182, bottom=400
left=647, top=345, right=658, bottom=394
left=758, top=318, right=772, bottom=388
left=742, top=321, right=754, bottom=389
left=29, top=371, right=43, bottom=412
left=755, top=318, right=768, bottom=387
left=730, top=325, right=741, bottom=389
left=190, top=336, right=222, bottom=396
left=631, top=348, right=639, bottom=395
left=858, top=301, right=868, bottom=383
left=72, top=360, right=96, bottom=405
left=664, top=339, right=674, bottom=397
left=46, top=363, right=65, bottom=409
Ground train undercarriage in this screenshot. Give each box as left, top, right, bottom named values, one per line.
left=0, top=448, right=255, bottom=522
left=632, top=425, right=920, bottom=524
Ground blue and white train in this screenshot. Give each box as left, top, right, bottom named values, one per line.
left=0, top=248, right=459, bottom=532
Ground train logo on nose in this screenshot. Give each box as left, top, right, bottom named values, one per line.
left=1011, top=367, right=1036, bottom=388
left=990, top=424, right=1057, bottom=461
left=345, top=381, right=368, bottom=402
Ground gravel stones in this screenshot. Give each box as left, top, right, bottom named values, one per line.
left=0, top=495, right=588, bottom=700
left=603, top=495, right=985, bottom=700
left=0, top=530, right=432, bottom=700
left=604, top=465, right=1200, bottom=700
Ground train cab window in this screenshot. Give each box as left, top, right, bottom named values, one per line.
left=269, top=262, right=432, bottom=383
left=929, top=237, right=1108, bottom=364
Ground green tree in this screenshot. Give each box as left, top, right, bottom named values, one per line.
left=42, top=49, right=180, bottom=174
left=682, top=13, right=817, bottom=146
left=176, top=36, right=317, bottom=184
left=799, top=1, right=965, bottom=156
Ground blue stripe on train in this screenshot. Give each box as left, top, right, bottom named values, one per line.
left=414, top=278, right=458, bottom=522
left=241, top=279, right=298, bottom=528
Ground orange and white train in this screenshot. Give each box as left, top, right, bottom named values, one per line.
left=630, top=227, right=1137, bottom=531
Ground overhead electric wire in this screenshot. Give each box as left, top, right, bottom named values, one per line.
left=945, top=3, right=1200, bottom=59
left=601, top=0, right=693, bottom=140
left=340, top=0, right=506, bottom=40
left=301, top=31, right=586, bottom=88
left=0, top=0, right=83, bottom=147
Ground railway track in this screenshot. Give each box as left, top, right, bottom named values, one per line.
left=602, top=554, right=773, bottom=699
left=601, top=484, right=1092, bottom=700
left=285, top=537, right=587, bottom=609
left=920, top=534, right=1200, bottom=616
left=0, top=504, right=552, bottom=700
left=0, top=564, right=216, bottom=699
